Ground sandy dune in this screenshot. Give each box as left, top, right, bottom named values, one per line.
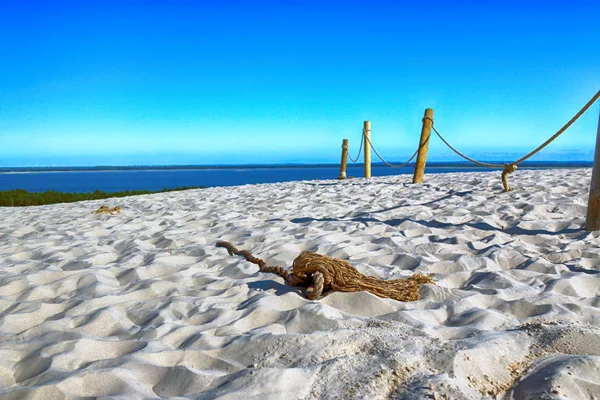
left=1, top=168, right=599, bottom=399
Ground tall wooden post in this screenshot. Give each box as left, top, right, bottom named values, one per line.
left=364, top=121, right=371, bottom=178
left=412, top=108, right=434, bottom=184
left=586, top=109, right=600, bottom=231
left=338, top=139, right=348, bottom=179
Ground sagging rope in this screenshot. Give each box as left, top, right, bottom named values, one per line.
left=429, top=123, right=516, bottom=191
left=216, top=241, right=434, bottom=302
left=429, top=89, right=600, bottom=191
left=364, top=132, right=420, bottom=168
left=347, top=128, right=420, bottom=168
left=348, top=129, right=364, bottom=162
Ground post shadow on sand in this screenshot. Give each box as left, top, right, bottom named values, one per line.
left=514, top=258, right=599, bottom=275
left=300, top=181, right=429, bottom=188
left=279, top=185, right=583, bottom=237
left=565, top=264, right=600, bottom=275
left=287, top=214, right=582, bottom=237
left=342, top=189, right=473, bottom=218
left=266, top=189, right=472, bottom=224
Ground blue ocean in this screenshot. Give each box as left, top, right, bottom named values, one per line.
left=0, top=162, right=592, bottom=193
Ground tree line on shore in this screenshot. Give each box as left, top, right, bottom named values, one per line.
left=0, top=187, right=204, bottom=207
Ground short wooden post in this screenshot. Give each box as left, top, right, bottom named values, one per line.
left=585, top=109, right=600, bottom=231
left=364, top=121, right=371, bottom=178
left=338, top=138, right=348, bottom=179
left=412, top=108, right=434, bottom=184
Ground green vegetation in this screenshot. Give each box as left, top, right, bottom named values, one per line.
left=0, top=186, right=205, bottom=207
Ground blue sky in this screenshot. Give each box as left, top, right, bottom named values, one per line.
left=1, top=0, right=599, bottom=166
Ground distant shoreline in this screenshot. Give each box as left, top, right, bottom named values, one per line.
left=0, top=160, right=593, bottom=173
left=1, top=163, right=593, bottom=194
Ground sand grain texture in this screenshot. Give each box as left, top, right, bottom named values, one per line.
left=1, top=169, right=600, bottom=399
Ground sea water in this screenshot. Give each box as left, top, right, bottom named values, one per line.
left=0, top=162, right=591, bottom=193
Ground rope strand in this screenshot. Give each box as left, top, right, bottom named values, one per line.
left=347, top=129, right=364, bottom=163
left=363, top=131, right=420, bottom=168
left=216, top=241, right=295, bottom=284
left=430, top=123, right=504, bottom=168
left=512, top=90, right=600, bottom=165
left=428, top=89, right=600, bottom=168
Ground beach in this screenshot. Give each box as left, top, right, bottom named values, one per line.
left=1, top=168, right=599, bottom=399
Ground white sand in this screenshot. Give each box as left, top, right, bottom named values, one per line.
left=1, top=168, right=600, bottom=400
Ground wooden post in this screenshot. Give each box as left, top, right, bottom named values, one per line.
left=338, top=138, right=348, bottom=179
left=586, top=109, right=600, bottom=231
left=364, top=121, right=371, bottom=178
left=412, top=108, right=434, bottom=184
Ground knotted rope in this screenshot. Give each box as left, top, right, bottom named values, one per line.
left=427, top=89, right=600, bottom=191
left=501, top=164, right=518, bottom=192
left=216, top=241, right=434, bottom=302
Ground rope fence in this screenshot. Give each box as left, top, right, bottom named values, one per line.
left=337, top=90, right=600, bottom=229
left=364, top=133, right=420, bottom=168
left=347, top=129, right=364, bottom=163
left=343, top=129, right=421, bottom=169
left=428, top=90, right=600, bottom=191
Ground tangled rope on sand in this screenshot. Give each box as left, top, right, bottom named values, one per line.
left=93, top=205, right=122, bottom=215
left=216, top=241, right=434, bottom=302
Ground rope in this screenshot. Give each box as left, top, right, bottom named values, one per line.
left=432, top=123, right=518, bottom=191
left=347, top=129, right=364, bottom=162
left=216, top=241, right=296, bottom=284
left=93, top=205, right=122, bottom=215
left=348, top=127, right=420, bottom=168
left=216, top=241, right=434, bottom=301
left=363, top=131, right=420, bottom=168
left=429, top=89, right=600, bottom=168
left=502, top=164, right=518, bottom=192
left=512, top=90, right=600, bottom=165
left=424, top=90, right=600, bottom=192
left=430, top=123, right=504, bottom=168
left=306, top=271, right=324, bottom=300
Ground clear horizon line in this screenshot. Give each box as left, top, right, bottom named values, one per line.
left=0, top=159, right=595, bottom=170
